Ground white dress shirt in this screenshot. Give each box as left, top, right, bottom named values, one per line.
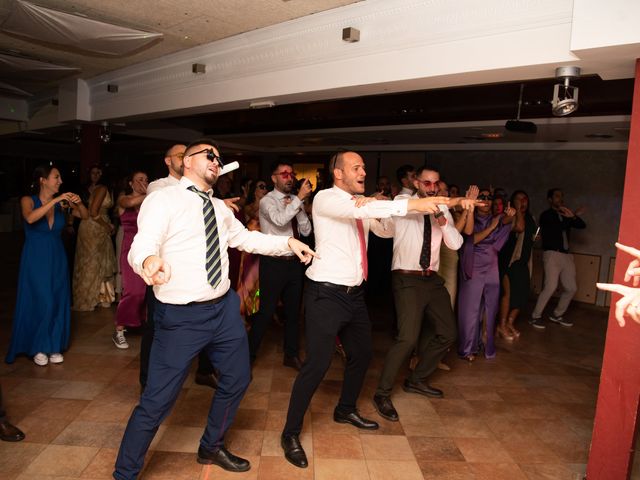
left=380, top=194, right=463, bottom=272
left=146, top=174, right=180, bottom=195
left=305, top=185, right=408, bottom=287
left=259, top=189, right=312, bottom=257
left=129, top=177, right=291, bottom=304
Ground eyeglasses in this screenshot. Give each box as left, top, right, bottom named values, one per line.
left=274, top=171, right=296, bottom=180
left=186, top=148, right=224, bottom=167
left=416, top=179, right=441, bottom=188
left=478, top=194, right=493, bottom=200
left=256, top=184, right=267, bottom=190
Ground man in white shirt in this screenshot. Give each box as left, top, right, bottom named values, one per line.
left=146, top=143, right=185, bottom=194
left=248, top=161, right=312, bottom=370
left=139, top=143, right=220, bottom=392
left=281, top=151, right=458, bottom=469
left=396, top=164, right=417, bottom=198
left=113, top=139, right=315, bottom=480
left=372, top=166, right=463, bottom=423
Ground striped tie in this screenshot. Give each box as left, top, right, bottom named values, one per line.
left=188, top=186, right=221, bottom=288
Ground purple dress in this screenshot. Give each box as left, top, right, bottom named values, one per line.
left=114, top=209, right=146, bottom=328
left=457, top=213, right=511, bottom=359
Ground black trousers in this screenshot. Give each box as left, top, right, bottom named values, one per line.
left=139, top=287, right=215, bottom=388
left=248, top=256, right=304, bottom=361
left=376, top=272, right=456, bottom=396
left=283, top=280, right=372, bottom=436
left=0, top=384, right=6, bottom=421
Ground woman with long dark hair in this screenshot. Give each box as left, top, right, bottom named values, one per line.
left=497, top=190, right=537, bottom=339
left=6, top=165, right=88, bottom=365
left=72, top=165, right=117, bottom=311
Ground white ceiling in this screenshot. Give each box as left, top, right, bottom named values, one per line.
left=0, top=0, right=361, bottom=88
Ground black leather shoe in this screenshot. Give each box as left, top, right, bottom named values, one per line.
left=402, top=379, right=444, bottom=398
left=195, top=372, right=219, bottom=389
left=333, top=408, right=379, bottom=430
left=283, top=355, right=303, bottom=371
left=281, top=434, right=308, bottom=468
left=372, top=394, right=399, bottom=422
left=197, top=446, right=250, bottom=472
left=0, top=420, right=25, bottom=442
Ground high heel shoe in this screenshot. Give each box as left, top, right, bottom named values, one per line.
left=496, top=325, right=515, bottom=341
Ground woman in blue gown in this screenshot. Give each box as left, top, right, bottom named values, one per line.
left=6, top=165, right=88, bottom=366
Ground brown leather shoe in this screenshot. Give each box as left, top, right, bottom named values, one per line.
left=0, top=420, right=25, bottom=442
left=283, top=355, right=303, bottom=371
left=195, top=372, right=219, bottom=389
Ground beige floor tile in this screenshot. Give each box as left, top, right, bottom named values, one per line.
left=256, top=455, right=314, bottom=479
left=0, top=441, right=47, bottom=480
left=417, top=461, right=475, bottom=480
left=313, top=432, right=364, bottom=459
left=80, top=447, right=118, bottom=479
left=17, top=414, right=74, bottom=444
left=469, top=462, right=529, bottom=480
left=51, top=380, right=108, bottom=400
left=140, top=451, right=203, bottom=479
left=366, top=459, right=424, bottom=480
left=453, top=437, right=515, bottom=463
left=23, top=444, right=99, bottom=476
left=408, top=436, right=465, bottom=462
left=154, top=425, right=203, bottom=453
left=315, top=458, right=370, bottom=480
left=360, top=434, right=414, bottom=461
left=48, top=419, right=122, bottom=449
left=226, top=429, right=265, bottom=457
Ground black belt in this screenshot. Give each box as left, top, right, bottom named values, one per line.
left=393, top=269, right=434, bottom=277
left=314, top=281, right=364, bottom=294
left=186, top=295, right=225, bottom=306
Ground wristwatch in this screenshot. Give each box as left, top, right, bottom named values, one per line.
left=434, top=210, right=445, bottom=219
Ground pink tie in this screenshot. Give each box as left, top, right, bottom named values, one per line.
left=356, top=219, right=368, bottom=281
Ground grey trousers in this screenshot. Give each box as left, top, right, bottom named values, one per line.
left=532, top=250, right=577, bottom=318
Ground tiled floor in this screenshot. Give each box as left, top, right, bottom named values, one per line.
left=0, top=230, right=635, bottom=479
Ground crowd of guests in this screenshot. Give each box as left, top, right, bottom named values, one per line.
left=5, top=145, right=612, bottom=473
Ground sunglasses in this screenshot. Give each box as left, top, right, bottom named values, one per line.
left=186, top=148, right=224, bottom=167
left=478, top=194, right=493, bottom=200
left=256, top=184, right=267, bottom=190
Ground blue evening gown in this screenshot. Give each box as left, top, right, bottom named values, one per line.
left=5, top=196, right=71, bottom=363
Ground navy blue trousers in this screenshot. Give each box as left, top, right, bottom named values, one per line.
left=113, top=291, right=250, bottom=480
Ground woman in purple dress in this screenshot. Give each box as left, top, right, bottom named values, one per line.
left=457, top=188, right=516, bottom=361
left=112, top=171, right=148, bottom=349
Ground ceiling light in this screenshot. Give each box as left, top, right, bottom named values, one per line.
left=505, top=84, right=537, bottom=134
left=99, top=121, right=111, bottom=143
left=552, top=66, right=580, bottom=116
left=192, top=63, right=206, bottom=74
left=342, top=27, right=360, bottom=43
left=249, top=100, right=276, bottom=109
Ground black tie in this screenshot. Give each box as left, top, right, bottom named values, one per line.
left=419, top=214, right=432, bottom=270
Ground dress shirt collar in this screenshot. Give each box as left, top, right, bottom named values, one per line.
left=179, top=176, right=214, bottom=196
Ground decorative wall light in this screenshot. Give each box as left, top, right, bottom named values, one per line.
left=99, top=121, right=111, bottom=143
left=192, top=63, right=206, bottom=74
left=552, top=66, right=580, bottom=116
left=73, top=124, right=82, bottom=143
left=107, top=84, right=118, bottom=93
left=342, top=27, right=360, bottom=42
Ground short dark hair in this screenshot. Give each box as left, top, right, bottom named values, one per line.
left=415, top=165, right=440, bottom=177
left=270, top=160, right=293, bottom=175
left=184, top=138, right=220, bottom=156
left=547, top=188, right=562, bottom=199
left=396, top=164, right=415, bottom=184
left=328, top=151, right=346, bottom=179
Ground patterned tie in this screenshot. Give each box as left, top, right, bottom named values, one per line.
left=188, top=186, right=221, bottom=288
left=419, top=214, right=432, bottom=270
left=356, top=218, right=368, bottom=280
